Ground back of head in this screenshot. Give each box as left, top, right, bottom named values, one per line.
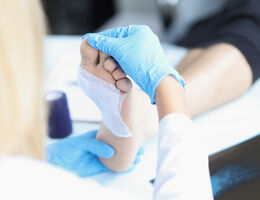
left=0, top=0, right=47, bottom=159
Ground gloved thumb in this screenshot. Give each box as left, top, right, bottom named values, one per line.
left=86, top=34, right=118, bottom=56
left=87, top=139, right=115, bottom=159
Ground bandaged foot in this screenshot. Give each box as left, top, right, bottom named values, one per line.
left=78, top=42, right=133, bottom=138
left=79, top=38, right=158, bottom=171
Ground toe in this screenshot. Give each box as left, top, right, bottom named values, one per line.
left=112, top=68, right=126, bottom=80
left=116, top=78, right=132, bottom=93
left=104, top=57, right=118, bottom=73
left=99, top=51, right=109, bottom=66
left=80, top=38, right=99, bottom=65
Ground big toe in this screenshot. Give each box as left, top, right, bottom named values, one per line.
left=80, top=38, right=99, bottom=65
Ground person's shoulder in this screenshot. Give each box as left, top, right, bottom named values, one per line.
left=0, top=155, right=88, bottom=200
left=0, top=155, right=78, bottom=180
left=0, top=155, right=142, bottom=200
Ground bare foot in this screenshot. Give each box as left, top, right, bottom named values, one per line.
left=80, top=38, right=158, bottom=172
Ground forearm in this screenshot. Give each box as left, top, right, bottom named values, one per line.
left=154, top=77, right=213, bottom=199
left=177, top=43, right=253, bottom=117
left=156, top=76, right=190, bottom=121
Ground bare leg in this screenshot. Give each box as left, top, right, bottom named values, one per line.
left=177, top=43, right=252, bottom=116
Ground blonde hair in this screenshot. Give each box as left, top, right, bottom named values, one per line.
left=0, top=0, right=47, bottom=159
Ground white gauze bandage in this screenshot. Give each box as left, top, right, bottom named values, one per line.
left=77, top=66, right=132, bottom=137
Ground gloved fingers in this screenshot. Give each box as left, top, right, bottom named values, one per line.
left=96, top=25, right=149, bottom=37
left=45, top=146, right=57, bottom=164
left=96, top=27, right=128, bottom=38
left=61, top=129, right=114, bottom=159
left=86, top=139, right=115, bottom=159
left=133, top=147, right=144, bottom=165
left=133, top=156, right=141, bottom=165
left=83, top=26, right=131, bottom=39
left=86, top=34, right=118, bottom=56
left=100, top=25, right=153, bottom=38
left=73, top=155, right=109, bottom=177
left=136, top=147, right=144, bottom=156
left=84, top=129, right=98, bottom=138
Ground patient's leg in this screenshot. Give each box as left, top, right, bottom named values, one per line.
left=80, top=38, right=158, bottom=172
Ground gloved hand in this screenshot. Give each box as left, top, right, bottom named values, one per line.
left=46, top=129, right=143, bottom=177
left=84, top=25, right=185, bottom=104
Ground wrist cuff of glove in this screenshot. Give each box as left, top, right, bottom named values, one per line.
left=149, top=68, right=186, bottom=104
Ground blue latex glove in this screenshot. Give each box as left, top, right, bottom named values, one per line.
left=84, top=25, right=185, bottom=104
left=46, top=129, right=143, bottom=177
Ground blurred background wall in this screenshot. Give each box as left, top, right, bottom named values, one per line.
left=41, top=0, right=158, bottom=35
left=115, top=0, right=157, bottom=13
left=41, top=0, right=116, bottom=34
